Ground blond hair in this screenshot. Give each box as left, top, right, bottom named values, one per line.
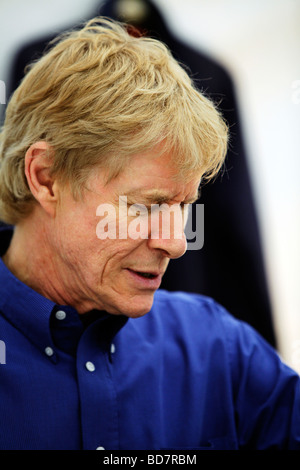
left=0, top=17, right=228, bottom=224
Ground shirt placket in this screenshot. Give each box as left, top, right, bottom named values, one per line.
left=76, top=320, right=120, bottom=450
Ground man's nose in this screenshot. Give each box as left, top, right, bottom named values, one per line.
left=147, top=230, right=187, bottom=259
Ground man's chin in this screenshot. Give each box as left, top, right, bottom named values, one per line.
left=109, top=293, right=156, bottom=318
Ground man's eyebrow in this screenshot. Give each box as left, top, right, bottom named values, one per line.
left=123, top=188, right=201, bottom=204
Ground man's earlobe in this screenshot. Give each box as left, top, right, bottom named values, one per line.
left=25, top=141, right=57, bottom=216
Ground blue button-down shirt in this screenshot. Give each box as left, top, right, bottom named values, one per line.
left=0, top=227, right=299, bottom=450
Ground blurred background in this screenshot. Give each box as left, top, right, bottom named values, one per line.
left=0, top=0, right=299, bottom=371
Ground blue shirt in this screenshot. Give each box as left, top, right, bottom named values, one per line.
left=0, top=227, right=299, bottom=450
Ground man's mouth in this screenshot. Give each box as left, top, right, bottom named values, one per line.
left=133, top=271, right=157, bottom=279
left=125, top=268, right=162, bottom=288
left=128, top=269, right=160, bottom=278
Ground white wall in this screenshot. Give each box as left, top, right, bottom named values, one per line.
left=0, top=0, right=299, bottom=370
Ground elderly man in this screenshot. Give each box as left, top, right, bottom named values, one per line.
left=0, top=17, right=299, bottom=450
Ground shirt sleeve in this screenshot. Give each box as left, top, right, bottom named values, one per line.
left=219, top=303, right=300, bottom=449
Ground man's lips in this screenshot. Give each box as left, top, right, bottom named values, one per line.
left=125, top=268, right=163, bottom=289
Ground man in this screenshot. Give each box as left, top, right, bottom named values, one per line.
left=0, top=17, right=299, bottom=450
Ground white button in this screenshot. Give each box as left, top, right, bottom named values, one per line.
left=96, top=446, right=105, bottom=450
left=45, top=346, right=54, bottom=357
left=55, top=310, right=66, bottom=320
left=85, top=361, right=95, bottom=372
left=110, top=343, right=116, bottom=354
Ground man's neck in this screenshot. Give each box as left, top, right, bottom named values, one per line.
left=2, top=214, right=67, bottom=306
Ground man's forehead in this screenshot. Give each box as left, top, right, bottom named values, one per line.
left=96, top=147, right=203, bottom=201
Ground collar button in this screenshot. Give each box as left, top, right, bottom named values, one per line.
left=55, top=310, right=66, bottom=320
left=45, top=346, right=54, bottom=357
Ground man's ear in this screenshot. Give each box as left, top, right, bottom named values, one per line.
left=25, top=141, right=58, bottom=217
